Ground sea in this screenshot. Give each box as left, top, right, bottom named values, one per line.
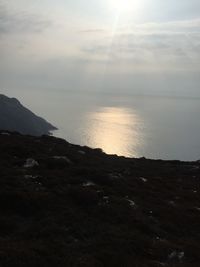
left=11, top=89, right=200, bottom=161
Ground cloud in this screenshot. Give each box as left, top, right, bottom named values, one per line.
left=79, top=29, right=106, bottom=34
left=0, top=2, right=51, bottom=35
left=79, top=18, right=200, bottom=71
left=134, top=18, right=200, bottom=34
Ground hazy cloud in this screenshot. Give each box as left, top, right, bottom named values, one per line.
left=0, top=0, right=200, bottom=96
left=80, top=18, right=200, bottom=71
left=0, top=3, right=51, bottom=35
left=79, top=29, right=106, bottom=34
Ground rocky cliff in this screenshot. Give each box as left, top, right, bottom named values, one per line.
left=0, top=94, right=57, bottom=135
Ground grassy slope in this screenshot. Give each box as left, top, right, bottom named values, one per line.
left=0, top=131, right=199, bottom=267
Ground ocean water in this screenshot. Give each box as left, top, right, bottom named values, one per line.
left=14, top=90, right=200, bottom=161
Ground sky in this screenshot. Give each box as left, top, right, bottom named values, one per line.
left=0, top=0, right=200, bottom=97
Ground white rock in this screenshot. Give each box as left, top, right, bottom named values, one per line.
left=1, top=132, right=10, bottom=135
left=140, top=177, right=148, bottom=182
left=78, top=150, right=86, bottom=155
left=83, top=181, right=95, bottom=187
left=178, top=252, right=185, bottom=260
left=168, top=251, right=177, bottom=260
left=168, top=251, right=184, bottom=261
left=192, top=165, right=199, bottom=170
left=127, top=199, right=136, bottom=207
left=24, top=175, right=37, bottom=179
left=102, top=196, right=109, bottom=204
left=24, top=158, right=39, bottom=168
left=53, top=156, right=71, bottom=164
left=109, top=173, right=122, bottom=179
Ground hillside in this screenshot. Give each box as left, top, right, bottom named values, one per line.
left=0, top=131, right=199, bottom=267
left=0, top=94, right=57, bottom=135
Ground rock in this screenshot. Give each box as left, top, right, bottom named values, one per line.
left=82, top=181, right=96, bottom=187
left=78, top=150, right=86, bottom=155
left=140, top=177, right=148, bottom=182
left=168, top=251, right=185, bottom=262
left=24, top=175, right=38, bottom=179
left=0, top=94, right=57, bottom=135
left=46, top=156, right=72, bottom=169
left=53, top=156, right=72, bottom=164
left=127, top=199, right=136, bottom=207
left=24, top=158, right=39, bottom=168
left=0, top=132, right=10, bottom=136
left=109, top=173, right=122, bottom=179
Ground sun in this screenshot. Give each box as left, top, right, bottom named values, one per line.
left=109, top=0, right=139, bottom=15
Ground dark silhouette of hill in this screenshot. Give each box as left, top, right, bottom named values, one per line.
left=0, top=94, right=57, bottom=135
left=0, top=131, right=199, bottom=267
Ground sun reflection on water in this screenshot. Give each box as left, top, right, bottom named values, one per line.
left=85, top=107, right=144, bottom=157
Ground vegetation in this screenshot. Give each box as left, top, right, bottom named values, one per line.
left=0, top=131, right=199, bottom=266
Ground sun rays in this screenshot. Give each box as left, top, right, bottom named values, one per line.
left=108, top=0, right=141, bottom=17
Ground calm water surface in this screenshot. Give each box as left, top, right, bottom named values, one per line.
left=17, top=90, right=200, bottom=161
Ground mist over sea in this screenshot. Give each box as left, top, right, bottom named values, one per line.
left=7, top=89, right=200, bottom=161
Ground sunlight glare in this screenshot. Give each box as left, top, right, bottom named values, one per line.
left=109, top=0, right=140, bottom=15
left=85, top=107, right=144, bottom=157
